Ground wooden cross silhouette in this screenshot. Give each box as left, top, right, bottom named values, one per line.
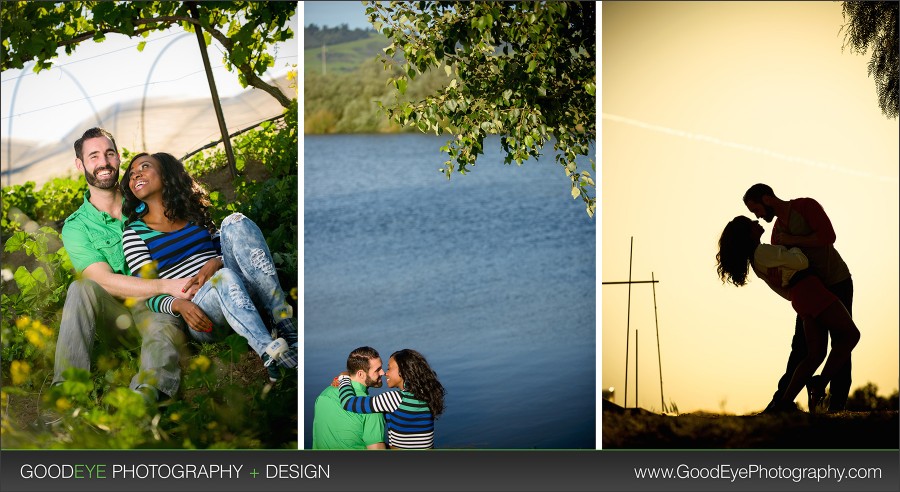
left=602, top=237, right=666, bottom=411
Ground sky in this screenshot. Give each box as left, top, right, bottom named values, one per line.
left=303, top=2, right=370, bottom=31
left=602, top=1, right=899, bottom=415
left=0, top=12, right=298, bottom=147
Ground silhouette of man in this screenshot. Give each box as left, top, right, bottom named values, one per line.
left=744, top=183, right=853, bottom=412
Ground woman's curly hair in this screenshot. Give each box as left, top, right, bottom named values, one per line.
left=121, top=152, right=216, bottom=233
left=716, top=215, right=757, bottom=287
left=392, top=349, right=445, bottom=418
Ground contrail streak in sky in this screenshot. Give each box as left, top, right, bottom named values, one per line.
left=602, top=113, right=898, bottom=184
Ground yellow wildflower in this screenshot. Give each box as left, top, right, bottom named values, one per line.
left=24, top=329, right=45, bottom=349
left=55, top=397, right=72, bottom=411
left=290, top=287, right=298, bottom=300
left=170, top=413, right=180, bottom=422
left=15, top=316, right=30, bottom=329
left=139, top=261, right=159, bottom=279
left=38, top=323, right=54, bottom=338
left=190, top=355, right=211, bottom=372
left=10, top=361, right=31, bottom=386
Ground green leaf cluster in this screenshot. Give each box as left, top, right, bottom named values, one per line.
left=1, top=1, right=296, bottom=108
left=366, top=1, right=596, bottom=217
left=841, top=1, right=899, bottom=119
left=2, top=177, right=86, bottom=234
left=2, top=227, right=74, bottom=326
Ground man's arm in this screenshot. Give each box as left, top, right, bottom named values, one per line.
left=366, top=442, right=386, bottom=450
left=776, top=198, right=837, bottom=247
left=82, top=262, right=192, bottom=300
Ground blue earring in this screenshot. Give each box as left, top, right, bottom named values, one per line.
left=135, top=202, right=147, bottom=214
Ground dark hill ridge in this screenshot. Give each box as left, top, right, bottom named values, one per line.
left=304, top=23, right=376, bottom=50
left=602, top=400, right=900, bottom=449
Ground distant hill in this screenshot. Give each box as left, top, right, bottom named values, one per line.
left=304, top=24, right=376, bottom=50
left=304, top=31, right=389, bottom=74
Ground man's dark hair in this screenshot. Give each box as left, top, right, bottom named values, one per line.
left=743, top=183, right=774, bottom=204
left=74, top=127, right=118, bottom=161
left=347, top=346, right=380, bottom=374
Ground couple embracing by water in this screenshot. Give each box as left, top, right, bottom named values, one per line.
left=717, top=183, right=860, bottom=415
left=46, top=127, right=297, bottom=423
left=312, top=346, right=446, bottom=449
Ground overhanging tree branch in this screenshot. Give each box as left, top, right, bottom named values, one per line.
left=1, top=2, right=296, bottom=109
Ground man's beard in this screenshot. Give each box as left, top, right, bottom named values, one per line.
left=85, top=166, right=119, bottom=190
left=365, top=374, right=383, bottom=388
left=761, top=203, right=776, bottom=222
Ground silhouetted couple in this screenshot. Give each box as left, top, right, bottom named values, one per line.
left=717, top=184, right=859, bottom=414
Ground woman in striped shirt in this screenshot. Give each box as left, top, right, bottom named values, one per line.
left=120, top=152, right=298, bottom=383
left=337, top=349, right=445, bottom=448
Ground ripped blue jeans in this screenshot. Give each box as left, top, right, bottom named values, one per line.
left=188, top=213, right=296, bottom=358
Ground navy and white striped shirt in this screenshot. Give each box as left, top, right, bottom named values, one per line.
left=122, top=220, right=220, bottom=314
left=337, top=375, right=435, bottom=449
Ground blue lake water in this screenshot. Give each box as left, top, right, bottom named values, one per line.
left=303, top=133, right=595, bottom=449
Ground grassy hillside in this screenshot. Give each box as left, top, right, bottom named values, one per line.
left=304, top=32, right=390, bottom=74
left=303, top=30, right=449, bottom=134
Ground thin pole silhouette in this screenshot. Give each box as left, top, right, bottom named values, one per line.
left=625, top=237, right=633, bottom=408
left=635, top=328, right=639, bottom=409
left=652, top=271, right=665, bottom=412
left=188, top=2, right=237, bottom=179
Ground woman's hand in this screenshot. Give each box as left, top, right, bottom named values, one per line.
left=180, top=257, right=224, bottom=294
left=331, top=371, right=351, bottom=387
left=172, top=299, right=213, bottom=333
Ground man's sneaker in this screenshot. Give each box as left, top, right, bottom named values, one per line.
left=807, top=375, right=826, bottom=415
left=271, top=314, right=299, bottom=368
left=134, top=385, right=160, bottom=407
left=262, top=338, right=296, bottom=382
left=759, top=400, right=801, bottom=415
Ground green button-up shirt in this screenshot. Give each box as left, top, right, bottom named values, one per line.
left=61, top=190, right=128, bottom=275
left=312, top=380, right=385, bottom=449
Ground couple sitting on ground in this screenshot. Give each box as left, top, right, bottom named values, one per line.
left=312, top=346, right=445, bottom=449
left=45, top=127, right=297, bottom=423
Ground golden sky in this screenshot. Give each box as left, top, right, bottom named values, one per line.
left=601, top=1, right=899, bottom=415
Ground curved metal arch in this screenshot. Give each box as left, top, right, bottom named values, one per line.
left=59, top=66, right=104, bottom=128
left=141, top=32, right=193, bottom=149
left=3, top=63, right=104, bottom=187
left=5, top=62, right=33, bottom=187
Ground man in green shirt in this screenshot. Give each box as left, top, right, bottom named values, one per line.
left=47, top=128, right=193, bottom=423
left=312, top=346, right=386, bottom=449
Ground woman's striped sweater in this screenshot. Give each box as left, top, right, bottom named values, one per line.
left=337, top=375, right=435, bottom=449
